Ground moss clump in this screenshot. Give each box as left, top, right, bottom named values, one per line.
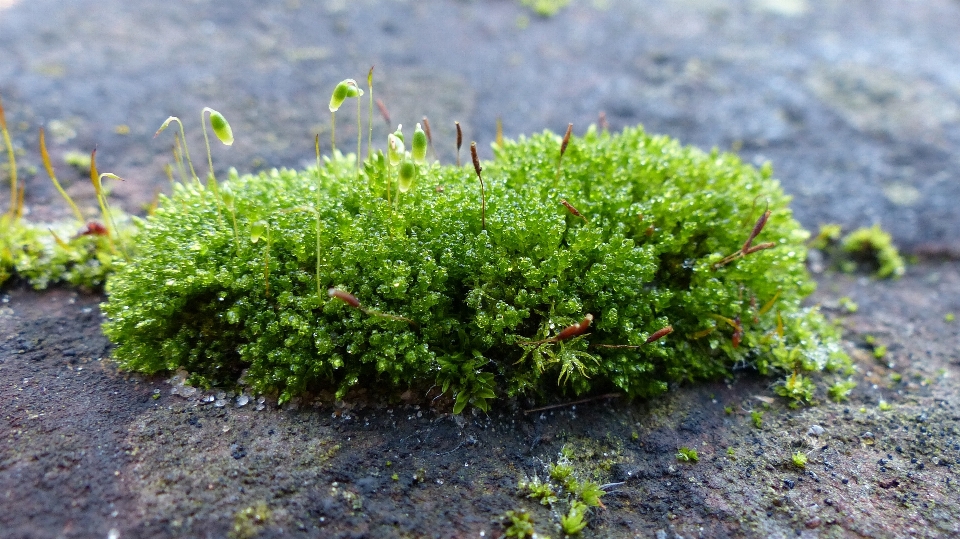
left=811, top=223, right=905, bottom=279
left=102, top=125, right=848, bottom=408
left=518, top=445, right=607, bottom=534
left=230, top=502, right=271, bottom=539
left=676, top=446, right=699, bottom=463
left=0, top=215, right=127, bottom=290
left=841, top=224, right=905, bottom=279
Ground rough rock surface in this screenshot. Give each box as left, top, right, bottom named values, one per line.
left=2, top=0, right=959, bottom=537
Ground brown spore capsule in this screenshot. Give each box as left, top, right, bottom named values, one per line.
left=328, top=288, right=361, bottom=309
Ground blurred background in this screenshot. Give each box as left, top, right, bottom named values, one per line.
left=2, top=0, right=959, bottom=250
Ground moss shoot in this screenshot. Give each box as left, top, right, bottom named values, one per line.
left=101, top=124, right=849, bottom=409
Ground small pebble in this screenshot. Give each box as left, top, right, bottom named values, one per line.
left=807, top=425, right=825, bottom=437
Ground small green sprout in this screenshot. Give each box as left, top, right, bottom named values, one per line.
left=775, top=371, right=815, bottom=408
left=726, top=447, right=736, bottom=458
left=676, top=447, right=699, bottom=463
left=39, top=128, right=83, bottom=223
left=751, top=410, right=764, bottom=429
left=549, top=461, right=576, bottom=490
left=838, top=296, right=858, bottom=313
left=828, top=379, right=856, bottom=402
left=576, top=481, right=606, bottom=508
left=946, top=313, right=956, bottom=323
left=503, top=510, right=536, bottom=539
left=522, top=477, right=557, bottom=506
left=873, top=345, right=888, bottom=360
left=724, top=405, right=734, bottom=415
left=560, top=501, right=588, bottom=535
left=791, top=451, right=808, bottom=469
left=890, top=372, right=902, bottom=383
left=0, top=93, right=17, bottom=221
left=878, top=400, right=892, bottom=411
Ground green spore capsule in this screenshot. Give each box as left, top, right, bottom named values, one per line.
left=328, top=79, right=363, bottom=112
left=398, top=158, right=416, bottom=193
left=387, top=125, right=405, bottom=166
left=206, top=109, right=234, bottom=146
left=250, top=221, right=267, bottom=243
left=412, top=123, right=428, bottom=163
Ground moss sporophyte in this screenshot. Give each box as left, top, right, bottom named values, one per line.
left=98, top=118, right=851, bottom=410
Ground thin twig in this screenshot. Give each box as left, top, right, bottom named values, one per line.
left=523, top=393, right=622, bottom=414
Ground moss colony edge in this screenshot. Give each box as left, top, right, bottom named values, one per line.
left=102, top=125, right=851, bottom=411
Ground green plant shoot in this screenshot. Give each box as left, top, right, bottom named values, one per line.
left=39, top=127, right=84, bottom=223
left=0, top=93, right=16, bottom=221
left=155, top=116, right=199, bottom=186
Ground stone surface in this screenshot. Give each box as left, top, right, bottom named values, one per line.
left=2, top=0, right=959, bottom=537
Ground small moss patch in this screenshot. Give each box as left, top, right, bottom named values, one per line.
left=102, top=125, right=848, bottom=408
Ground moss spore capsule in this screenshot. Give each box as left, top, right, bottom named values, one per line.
left=398, top=158, right=416, bottom=193
left=412, top=123, right=428, bottom=163
left=328, top=79, right=362, bottom=112
left=470, top=141, right=485, bottom=231
left=387, top=125, right=405, bottom=166
left=455, top=121, right=463, bottom=166
left=328, top=288, right=361, bottom=309
left=206, top=108, right=234, bottom=145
